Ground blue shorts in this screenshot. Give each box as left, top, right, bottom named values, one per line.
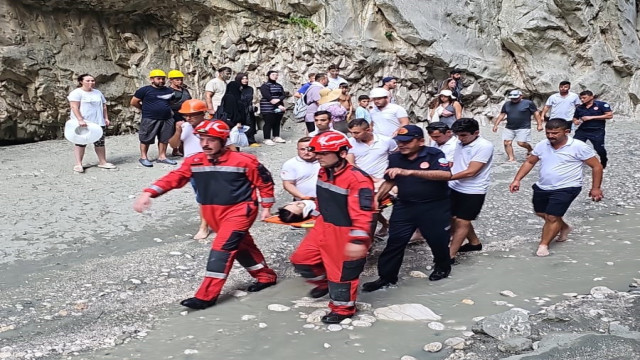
left=532, top=184, right=581, bottom=217
left=190, top=178, right=201, bottom=204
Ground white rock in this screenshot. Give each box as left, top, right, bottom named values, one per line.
left=472, top=316, right=485, bottom=322
left=409, top=271, right=428, bottom=278
left=323, top=343, right=331, bottom=348
left=241, top=315, right=256, bottom=321
left=590, top=286, right=615, bottom=299
left=562, top=292, right=578, bottom=297
left=340, top=318, right=352, bottom=325
left=129, top=279, right=142, bottom=285
left=231, top=290, right=248, bottom=298
left=500, top=290, right=517, bottom=298
left=493, top=300, right=509, bottom=306
left=169, top=251, right=182, bottom=256
left=374, top=304, right=441, bottom=321
left=302, top=324, right=315, bottom=329
left=401, top=356, right=417, bottom=360
left=307, top=309, right=330, bottom=323
left=180, top=311, right=188, bottom=316
left=461, top=299, right=475, bottom=305
left=428, top=322, right=445, bottom=330
left=258, top=323, right=268, bottom=328
left=351, top=320, right=373, bottom=327
left=153, top=237, right=163, bottom=242
left=327, top=324, right=342, bottom=332
left=423, top=342, right=443, bottom=352
left=606, top=262, right=614, bottom=266
left=445, top=337, right=465, bottom=350
left=267, top=304, right=290, bottom=312
left=357, top=314, right=377, bottom=323
left=184, top=349, right=198, bottom=354
left=462, top=331, right=474, bottom=337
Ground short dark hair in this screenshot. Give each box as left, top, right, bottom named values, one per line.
left=348, top=118, right=370, bottom=129
left=277, top=207, right=305, bottom=223
left=328, top=64, right=339, bottom=71
left=451, top=118, right=479, bottom=134
left=298, top=137, right=312, bottom=144
left=314, top=110, right=332, bottom=119
left=218, top=67, right=231, bottom=73
left=450, top=69, right=463, bottom=74
left=77, top=74, right=93, bottom=87
left=579, top=90, right=593, bottom=97
left=559, top=80, right=571, bottom=86
left=315, top=73, right=327, bottom=82
left=546, top=118, right=571, bottom=130
left=358, top=95, right=370, bottom=101
left=426, top=121, right=450, bottom=134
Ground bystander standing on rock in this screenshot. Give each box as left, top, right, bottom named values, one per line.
left=381, top=76, right=399, bottom=104
left=448, top=118, right=494, bottom=261
left=572, top=90, right=613, bottom=168
left=509, top=118, right=603, bottom=257
left=236, top=73, right=259, bottom=146
left=338, top=81, right=353, bottom=122
left=167, top=69, right=192, bottom=157
left=492, top=90, right=543, bottom=162
left=540, top=81, right=581, bottom=121
left=303, top=73, right=328, bottom=133
left=130, top=69, right=177, bottom=167
left=204, top=67, right=231, bottom=115
left=355, top=95, right=371, bottom=124
left=326, top=64, right=346, bottom=90
left=68, top=73, right=116, bottom=173
left=429, top=90, right=462, bottom=128
left=362, top=124, right=453, bottom=292
left=441, top=69, right=464, bottom=105
left=294, top=73, right=316, bottom=99
left=259, top=70, right=287, bottom=145
left=369, top=88, right=409, bottom=137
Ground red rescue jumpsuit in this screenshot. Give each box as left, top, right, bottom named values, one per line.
left=144, top=150, right=277, bottom=301
left=290, top=163, right=376, bottom=315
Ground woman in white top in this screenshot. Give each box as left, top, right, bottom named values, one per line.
left=68, top=74, right=115, bottom=172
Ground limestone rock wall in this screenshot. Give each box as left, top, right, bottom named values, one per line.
left=1, top=0, right=639, bottom=142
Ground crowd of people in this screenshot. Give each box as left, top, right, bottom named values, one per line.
left=66, top=64, right=612, bottom=324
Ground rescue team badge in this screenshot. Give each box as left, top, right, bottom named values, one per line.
left=397, top=128, right=409, bottom=135
left=438, top=158, right=449, bottom=167
left=419, top=162, right=430, bottom=169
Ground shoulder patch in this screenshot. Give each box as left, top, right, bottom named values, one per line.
left=438, top=158, right=450, bottom=167
left=603, top=103, right=610, bottom=108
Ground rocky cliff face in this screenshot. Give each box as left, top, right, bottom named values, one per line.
left=1, top=0, right=638, bottom=142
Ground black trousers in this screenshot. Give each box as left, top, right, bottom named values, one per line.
left=377, top=199, right=451, bottom=283
left=574, top=127, right=607, bottom=167
left=262, top=112, right=284, bottom=139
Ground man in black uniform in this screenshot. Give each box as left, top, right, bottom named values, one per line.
left=363, top=125, right=453, bottom=292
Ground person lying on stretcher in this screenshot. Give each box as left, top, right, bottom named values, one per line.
left=277, top=200, right=317, bottom=223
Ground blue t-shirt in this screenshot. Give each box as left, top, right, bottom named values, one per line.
left=134, top=85, right=174, bottom=120
left=297, top=82, right=313, bottom=95
left=574, top=100, right=611, bottom=130
left=355, top=106, right=371, bottom=123
left=384, top=146, right=451, bottom=203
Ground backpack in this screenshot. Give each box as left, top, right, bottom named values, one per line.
left=293, top=85, right=316, bottom=122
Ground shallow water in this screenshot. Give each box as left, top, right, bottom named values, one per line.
left=90, top=209, right=640, bottom=360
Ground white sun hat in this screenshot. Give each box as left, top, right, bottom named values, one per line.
left=64, top=119, right=103, bottom=145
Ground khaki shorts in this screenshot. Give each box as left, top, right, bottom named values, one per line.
left=502, top=128, right=531, bottom=142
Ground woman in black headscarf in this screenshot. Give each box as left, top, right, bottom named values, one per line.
left=220, top=80, right=246, bottom=130
left=235, top=73, right=258, bottom=146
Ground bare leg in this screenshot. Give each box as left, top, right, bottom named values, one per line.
left=375, top=214, right=389, bottom=237
left=95, top=146, right=108, bottom=165
left=194, top=208, right=210, bottom=240
left=517, top=141, right=533, bottom=156
left=140, top=143, right=150, bottom=160
left=450, top=218, right=475, bottom=258
left=157, top=142, right=169, bottom=160
left=503, top=140, right=516, bottom=162
left=537, top=214, right=563, bottom=256
left=465, top=223, right=481, bottom=245
left=556, top=219, right=572, bottom=242
left=74, top=146, right=86, bottom=167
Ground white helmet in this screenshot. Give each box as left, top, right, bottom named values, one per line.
left=369, top=87, right=390, bottom=99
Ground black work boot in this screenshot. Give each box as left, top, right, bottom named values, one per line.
left=362, top=277, right=396, bottom=292
left=180, top=297, right=217, bottom=310
left=428, top=267, right=451, bottom=281
left=246, top=281, right=277, bottom=292
left=309, top=286, right=329, bottom=298
left=321, top=312, right=353, bottom=324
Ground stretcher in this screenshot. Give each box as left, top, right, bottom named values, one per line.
left=263, top=215, right=315, bottom=228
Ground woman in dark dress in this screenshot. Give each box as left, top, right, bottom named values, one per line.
left=235, top=73, right=258, bottom=146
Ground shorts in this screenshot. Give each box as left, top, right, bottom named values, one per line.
left=502, top=128, right=531, bottom=142
left=450, top=188, right=486, bottom=220
left=139, top=118, right=174, bottom=144
left=532, top=184, right=581, bottom=217
left=75, top=126, right=106, bottom=147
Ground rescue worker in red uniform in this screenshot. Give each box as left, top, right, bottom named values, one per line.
left=133, top=120, right=278, bottom=309
left=290, top=131, right=376, bottom=324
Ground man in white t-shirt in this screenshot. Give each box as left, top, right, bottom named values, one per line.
left=426, top=121, right=457, bottom=165
left=449, top=118, right=494, bottom=261
left=327, top=64, right=346, bottom=90
left=346, top=118, right=398, bottom=237
left=168, top=99, right=210, bottom=240
left=281, top=137, right=321, bottom=200
left=509, top=119, right=603, bottom=257
left=204, top=67, right=232, bottom=115
left=369, top=88, right=409, bottom=137
left=308, top=110, right=336, bottom=137
left=541, top=81, right=581, bottom=121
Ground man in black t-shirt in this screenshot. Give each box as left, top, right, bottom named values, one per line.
left=492, top=90, right=543, bottom=162
left=572, top=90, right=613, bottom=168
left=130, top=69, right=178, bottom=167
left=362, top=125, right=453, bottom=292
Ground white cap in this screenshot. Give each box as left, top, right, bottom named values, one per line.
left=369, top=87, right=390, bottom=99
left=437, top=89, right=456, bottom=99
left=508, top=90, right=523, bottom=99
left=64, top=119, right=103, bottom=145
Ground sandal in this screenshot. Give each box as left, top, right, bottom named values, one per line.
left=97, top=163, right=117, bottom=169
left=73, top=165, right=84, bottom=173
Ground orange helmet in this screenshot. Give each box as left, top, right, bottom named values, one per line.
left=308, top=131, right=351, bottom=152
left=179, top=99, right=207, bottom=114
left=194, top=120, right=230, bottom=141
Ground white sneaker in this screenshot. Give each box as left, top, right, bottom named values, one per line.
left=263, top=139, right=276, bottom=146
left=273, top=136, right=286, bottom=143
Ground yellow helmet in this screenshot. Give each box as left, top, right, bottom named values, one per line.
left=149, top=69, right=166, bottom=78
left=168, top=70, right=185, bottom=79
